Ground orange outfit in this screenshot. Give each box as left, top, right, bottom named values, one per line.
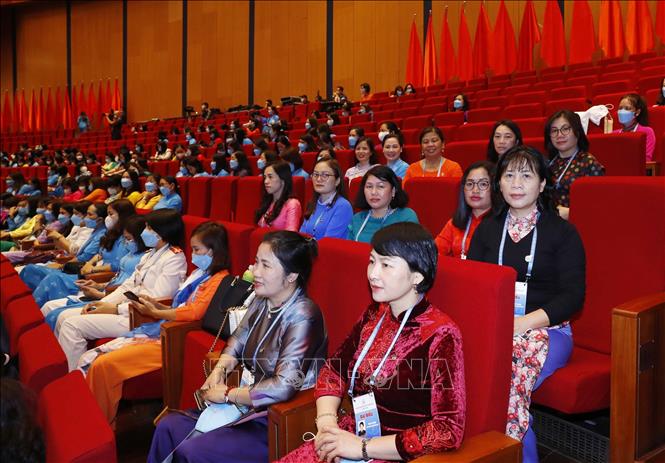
left=402, top=158, right=463, bottom=186
left=435, top=211, right=489, bottom=258
left=84, top=188, right=109, bottom=202
left=86, top=269, right=229, bottom=422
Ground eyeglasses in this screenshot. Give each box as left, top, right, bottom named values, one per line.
left=312, top=171, right=335, bottom=180
left=549, top=126, right=572, bottom=137
left=464, top=180, right=490, bottom=191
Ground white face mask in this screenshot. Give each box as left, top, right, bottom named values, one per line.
left=378, top=131, right=389, bottom=142
left=104, top=215, right=117, bottom=229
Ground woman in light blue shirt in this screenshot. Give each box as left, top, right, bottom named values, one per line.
left=347, top=166, right=419, bottom=243
left=210, top=154, right=230, bottom=177
left=383, top=132, right=409, bottom=179
left=281, top=147, right=310, bottom=179
left=154, top=176, right=183, bottom=212
left=300, top=159, right=353, bottom=240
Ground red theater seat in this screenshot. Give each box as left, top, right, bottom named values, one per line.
left=455, top=121, right=495, bottom=141
left=234, top=177, right=264, bottom=225
left=176, top=177, right=189, bottom=213
left=433, top=111, right=465, bottom=127
left=588, top=132, right=645, bottom=176
left=186, top=176, right=212, bottom=217
left=209, top=176, right=237, bottom=222
left=0, top=274, right=31, bottom=314
left=402, top=115, right=432, bottom=130
left=502, top=103, right=543, bottom=119
left=445, top=140, right=488, bottom=170
left=550, top=86, right=587, bottom=100
left=592, top=80, right=632, bottom=97
left=478, top=96, right=509, bottom=109
left=18, top=323, right=68, bottom=394
left=466, top=107, right=502, bottom=123
left=513, top=117, right=546, bottom=138
left=545, top=98, right=588, bottom=115
left=4, top=294, right=43, bottom=354
left=39, top=371, right=117, bottom=463
left=403, top=177, right=460, bottom=236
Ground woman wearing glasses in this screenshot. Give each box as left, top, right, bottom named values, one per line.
left=300, top=159, right=353, bottom=240
left=435, top=161, right=494, bottom=258
left=545, top=110, right=604, bottom=220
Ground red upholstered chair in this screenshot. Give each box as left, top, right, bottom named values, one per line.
left=292, top=176, right=305, bottom=206
left=185, top=176, right=212, bottom=217
left=403, top=177, right=460, bottom=236
left=476, top=88, right=501, bottom=99
left=166, top=160, right=180, bottom=176
left=591, top=80, right=633, bottom=98
left=539, top=71, right=567, bottom=83
left=502, top=103, right=544, bottom=119
left=522, top=137, right=546, bottom=154
left=545, top=98, right=588, bottom=115
left=18, top=323, right=68, bottom=394
left=513, top=117, right=546, bottom=139
left=445, top=140, right=488, bottom=171
left=433, top=111, right=465, bottom=127
left=550, top=86, right=587, bottom=100
left=0, top=274, right=31, bottom=314
left=637, top=73, right=665, bottom=95
left=4, top=294, right=43, bottom=354
left=532, top=177, right=665, bottom=414
left=402, top=115, right=433, bottom=130
left=401, top=128, right=421, bottom=145
left=466, top=107, right=502, bottom=123
left=334, top=149, right=356, bottom=175
left=0, top=260, right=16, bottom=278
left=301, top=153, right=317, bottom=174
left=176, top=177, right=189, bottom=214
left=454, top=121, right=495, bottom=141
left=478, top=96, right=508, bottom=109
left=234, top=176, right=264, bottom=225
left=39, top=371, right=117, bottom=463
left=587, top=132, right=645, bottom=176
left=209, top=176, right=237, bottom=222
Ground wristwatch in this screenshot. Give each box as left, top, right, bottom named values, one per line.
left=361, top=437, right=371, bottom=461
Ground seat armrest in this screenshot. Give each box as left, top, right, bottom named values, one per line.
left=32, top=243, right=55, bottom=251
left=128, top=305, right=161, bottom=330
left=86, top=271, right=116, bottom=283
left=161, top=320, right=202, bottom=409
left=412, top=431, right=521, bottom=462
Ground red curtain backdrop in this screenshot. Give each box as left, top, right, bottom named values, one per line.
left=45, top=88, right=55, bottom=131
left=657, top=0, right=665, bottom=44
left=97, top=80, right=104, bottom=127
left=516, top=0, right=541, bottom=71
left=599, top=0, right=625, bottom=58
left=63, top=86, right=73, bottom=130
left=87, top=82, right=96, bottom=128
left=423, top=14, right=438, bottom=87
left=12, top=91, right=20, bottom=133
left=438, top=8, right=456, bottom=84
left=491, top=0, right=517, bottom=76
left=1, top=90, right=11, bottom=133
left=472, top=2, right=491, bottom=78
left=540, top=0, right=566, bottom=68
left=55, top=87, right=63, bottom=131
left=27, top=89, right=35, bottom=132
left=457, top=7, right=473, bottom=81
left=105, top=79, right=112, bottom=111
left=625, top=0, right=654, bottom=54
left=405, top=19, right=423, bottom=87
left=78, top=83, right=86, bottom=117
left=36, top=88, right=44, bottom=132
left=20, top=90, right=27, bottom=133
left=112, top=78, right=121, bottom=110
left=569, top=0, right=596, bottom=64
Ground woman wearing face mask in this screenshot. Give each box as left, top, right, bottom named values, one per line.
left=62, top=178, right=83, bottom=201
left=209, top=154, right=230, bottom=177
left=347, top=127, right=365, bottom=150
left=281, top=147, right=310, bottom=179
left=40, top=216, right=148, bottom=330
left=344, top=137, right=380, bottom=184
left=613, top=93, right=656, bottom=162
left=392, top=84, right=404, bottom=97
left=104, top=175, right=123, bottom=204
left=81, top=221, right=231, bottom=422
left=655, top=77, right=665, bottom=107
left=545, top=110, right=605, bottom=220
left=256, top=161, right=302, bottom=231
left=102, top=151, right=118, bottom=175
left=403, top=126, right=463, bottom=186
left=5, top=173, right=31, bottom=195
left=300, top=158, right=353, bottom=240
left=149, top=230, right=326, bottom=463
left=187, top=158, right=211, bottom=178
left=452, top=93, right=469, bottom=122
left=377, top=121, right=400, bottom=145
left=435, top=161, right=494, bottom=258
left=487, top=120, right=523, bottom=163
left=275, top=134, right=291, bottom=154
left=304, top=116, right=318, bottom=133
left=46, top=201, right=93, bottom=256
left=153, top=176, right=183, bottom=213
left=467, top=146, right=585, bottom=463
left=280, top=222, right=465, bottom=463
left=316, top=147, right=336, bottom=162
left=348, top=166, right=419, bottom=243
left=0, top=197, right=41, bottom=248
left=135, top=174, right=163, bottom=211
left=253, top=138, right=269, bottom=157
left=83, top=177, right=109, bottom=202
left=298, top=135, right=318, bottom=154
left=382, top=132, right=409, bottom=178
left=30, top=200, right=134, bottom=307
left=118, top=170, right=142, bottom=205
left=327, top=113, right=341, bottom=128
left=230, top=151, right=252, bottom=177
left=55, top=209, right=187, bottom=371
left=257, top=151, right=279, bottom=175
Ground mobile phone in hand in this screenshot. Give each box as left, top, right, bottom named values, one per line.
left=123, top=291, right=140, bottom=302
left=194, top=389, right=208, bottom=411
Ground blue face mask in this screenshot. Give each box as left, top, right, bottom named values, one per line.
left=305, top=122, right=311, bottom=130
left=141, top=228, right=160, bottom=248
left=126, top=240, right=138, bottom=254
left=289, top=162, right=295, bottom=172
left=144, top=182, right=156, bottom=193
left=257, top=159, right=266, bottom=170
left=121, top=178, right=132, bottom=189
left=191, top=253, right=213, bottom=271
left=453, top=100, right=463, bottom=109
left=229, top=159, right=239, bottom=170
left=253, top=148, right=261, bottom=156
left=36, top=208, right=46, bottom=215
left=84, top=217, right=98, bottom=229
left=185, top=134, right=191, bottom=140
left=298, top=142, right=306, bottom=153
left=17, top=207, right=28, bottom=216
left=180, top=166, right=189, bottom=175
left=48, top=175, right=58, bottom=186
left=6, top=179, right=14, bottom=186
left=58, top=214, right=70, bottom=225
left=71, top=215, right=82, bottom=226
left=159, top=185, right=171, bottom=197
left=227, top=148, right=233, bottom=155
left=617, top=109, right=635, bottom=125
left=348, top=136, right=358, bottom=148
left=210, top=162, right=217, bottom=171
left=44, top=211, right=54, bottom=222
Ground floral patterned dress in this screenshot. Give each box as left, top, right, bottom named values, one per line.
left=549, top=151, right=605, bottom=208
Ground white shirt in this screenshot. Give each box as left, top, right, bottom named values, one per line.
left=66, top=225, right=93, bottom=255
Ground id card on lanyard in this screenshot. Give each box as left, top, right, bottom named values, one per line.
left=498, top=215, right=538, bottom=317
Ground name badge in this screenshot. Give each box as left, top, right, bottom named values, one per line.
left=514, top=282, right=528, bottom=317
left=352, top=392, right=381, bottom=439
left=241, top=368, right=255, bottom=387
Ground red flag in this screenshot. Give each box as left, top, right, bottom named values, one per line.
left=36, top=88, right=45, bottom=132
left=12, top=90, right=20, bottom=133
left=540, top=1, right=566, bottom=67
left=405, top=19, right=423, bottom=87
left=1, top=90, right=11, bottom=133
left=438, top=7, right=456, bottom=84
left=54, top=87, right=62, bottom=130
left=472, top=3, right=491, bottom=78
left=657, top=0, right=665, bottom=44
left=457, top=7, right=473, bottom=81
left=569, top=0, right=596, bottom=64
left=46, top=88, right=55, bottom=130
left=625, top=0, right=654, bottom=54
left=88, top=82, right=96, bottom=128
left=423, top=14, right=438, bottom=87
left=112, top=78, right=121, bottom=110
left=491, top=0, right=517, bottom=75
left=517, top=0, right=541, bottom=71
left=96, top=80, right=104, bottom=127
left=27, top=89, right=36, bottom=132
left=598, top=0, right=625, bottom=58
left=19, top=90, right=27, bottom=133
left=78, top=82, right=86, bottom=116
left=63, top=86, right=73, bottom=130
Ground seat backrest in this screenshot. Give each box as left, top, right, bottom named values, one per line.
left=292, top=176, right=305, bottom=206
left=569, top=177, right=665, bottom=354
left=444, top=140, right=487, bottom=171
left=428, top=257, right=515, bottom=437
left=176, top=177, right=189, bottom=213
left=186, top=177, right=212, bottom=218
left=502, top=103, right=544, bottom=120
left=588, top=132, right=645, bottom=176
left=545, top=98, right=588, bottom=115
left=433, top=111, right=465, bottom=127
left=234, top=176, right=264, bottom=225
left=209, top=176, right=237, bottom=222
left=218, top=220, right=255, bottom=275
left=454, top=121, right=495, bottom=141
left=38, top=371, right=117, bottom=463
left=513, top=117, right=546, bottom=139
left=403, top=177, right=460, bottom=236
left=466, top=107, right=502, bottom=123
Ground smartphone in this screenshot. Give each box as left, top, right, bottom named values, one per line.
left=123, top=291, right=140, bottom=302
left=193, top=389, right=208, bottom=411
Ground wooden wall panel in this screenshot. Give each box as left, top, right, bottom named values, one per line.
left=15, top=2, right=67, bottom=91
left=127, top=0, right=182, bottom=121
left=254, top=0, right=326, bottom=105
left=0, top=12, right=13, bottom=94
left=70, top=0, right=122, bottom=96
left=333, top=0, right=423, bottom=101
left=187, top=0, right=249, bottom=112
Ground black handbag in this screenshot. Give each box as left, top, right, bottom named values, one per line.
left=201, top=275, right=253, bottom=341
